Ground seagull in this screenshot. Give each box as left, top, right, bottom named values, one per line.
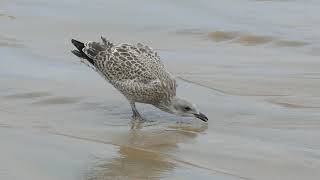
left=71, top=37, right=208, bottom=122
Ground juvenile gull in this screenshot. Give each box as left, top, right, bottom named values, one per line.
left=71, top=37, right=208, bottom=122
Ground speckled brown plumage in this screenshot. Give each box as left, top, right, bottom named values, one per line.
left=71, top=37, right=208, bottom=122
left=73, top=37, right=176, bottom=106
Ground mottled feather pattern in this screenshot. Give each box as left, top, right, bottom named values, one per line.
left=72, top=37, right=208, bottom=122
left=81, top=37, right=176, bottom=104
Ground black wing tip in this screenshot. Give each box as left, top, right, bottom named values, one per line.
left=71, top=38, right=81, bottom=44
left=70, top=39, right=95, bottom=65
left=71, top=39, right=85, bottom=51
left=71, top=49, right=84, bottom=58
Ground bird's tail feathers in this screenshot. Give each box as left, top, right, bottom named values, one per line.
left=71, top=39, right=95, bottom=65
left=71, top=39, right=97, bottom=71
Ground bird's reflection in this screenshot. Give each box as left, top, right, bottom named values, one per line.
left=85, top=122, right=208, bottom=180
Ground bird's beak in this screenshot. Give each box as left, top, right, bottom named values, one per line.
left=194, top=112, right=208, bottom=122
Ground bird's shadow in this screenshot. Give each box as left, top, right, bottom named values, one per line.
left=49, top=100, right=208, bottom=179
left=84, top=122, right=208, bottom=180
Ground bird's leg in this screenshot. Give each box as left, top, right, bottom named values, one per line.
left=130, top=102, right=145, bottom=129
left=130, top=102, right=142, bottom=120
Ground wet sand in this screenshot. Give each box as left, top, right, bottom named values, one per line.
left=1, top=0, right=320, bottom=179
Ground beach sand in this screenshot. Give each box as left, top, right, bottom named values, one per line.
left=1, top=0, right=320, bottom=179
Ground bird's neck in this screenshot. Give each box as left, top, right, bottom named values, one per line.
left=154, top=96, right=177, bottom=114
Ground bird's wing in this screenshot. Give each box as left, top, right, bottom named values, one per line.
left=81, top=40, right=177, bottom=100
left=132, top=43, right=177, bottom=89
left=112, top=79, right=171, bottom=103
left=101, top=43, right=166, bottom=80
left=81, top=37, right=114, bottom=68
left=103, top=43, right=177, bottom=99
left=134, top=42, right=164, bottom=68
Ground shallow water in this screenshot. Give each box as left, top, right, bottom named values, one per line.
left=1, top=0, right=320, bottom=179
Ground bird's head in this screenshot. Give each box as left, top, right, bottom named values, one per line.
left=158, top=97, right=208, bottom=122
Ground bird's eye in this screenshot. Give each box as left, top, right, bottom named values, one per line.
left=184, top=107, right=191, bottom=111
